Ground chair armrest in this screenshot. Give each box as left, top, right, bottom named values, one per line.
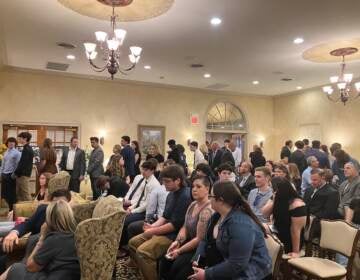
left=72, top=201, right=97, bottom=224
left=75, top=211, right=126, bottom=280
left=13, top=201, right=39, bottom=220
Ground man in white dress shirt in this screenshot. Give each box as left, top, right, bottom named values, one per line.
left=189, top=141, right=205, bottom=169
left=119, top=159, right=161, bottom=254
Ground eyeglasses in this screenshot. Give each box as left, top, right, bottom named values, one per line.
left=208, top=194, right=217, bottom=199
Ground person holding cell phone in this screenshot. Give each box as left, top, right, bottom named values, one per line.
left=189, top=181, right=272, bottom=280
left=158, top=175, right=213, bottom=280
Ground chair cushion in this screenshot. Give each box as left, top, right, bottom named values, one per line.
left=288, top=257, right=347, bottom=278
left=92, top=195, right=122, bottom=218
left=282, top=250, right=305, bottom=260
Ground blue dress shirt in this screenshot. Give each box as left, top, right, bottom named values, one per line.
left=0, top=148, right=21, bottom=174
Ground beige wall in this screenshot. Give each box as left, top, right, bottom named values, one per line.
left=0, top=69, right=275, bottom=162
left=274, top=87, right=360, bottom=159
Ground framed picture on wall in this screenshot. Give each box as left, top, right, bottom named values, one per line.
left=137, top=125, right=166, bottom=158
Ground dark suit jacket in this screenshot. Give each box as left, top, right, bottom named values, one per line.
left=237, top=174, right=256, bottom=200
left=221, top=150, right=235, bottom=167
left=338, top=176, right=360, bottom=216
left=15, top=204, right=47, bottom=237
left=289, top=150, right=307, bottom=174
left=120, top=145, right=135, bottom=177
left=280, top=146, right=291, bottom=160
left=211, top=149, right=224, bottom=171
left=14, top=144, right=34, bottom=177
left=87, top=146, right=104, bottom=178
left=59, top=147, right=86, bottom=179
left=304, top=184, right=340, bottom=220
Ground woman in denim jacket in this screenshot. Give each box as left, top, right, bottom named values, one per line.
left=189, top=181, right=272, bottom=280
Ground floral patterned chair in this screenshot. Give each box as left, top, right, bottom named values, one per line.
left=74, top=195, right=126, bottom=280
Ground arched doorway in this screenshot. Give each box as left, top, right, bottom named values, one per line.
left=206, top=101, right=247, bottom=160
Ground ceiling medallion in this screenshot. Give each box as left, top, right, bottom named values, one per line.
left=97, top=0, right=133, bottom=7
left=322, top=47, right=360, bottom=105
left=58, top=0, right=174, bottom=21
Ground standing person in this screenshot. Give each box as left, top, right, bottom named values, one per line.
left=59, top=136, right=86, bottom=193
left=289, top=140, right=307, bottom=175
left=266, top=177, right=307, bottom=256
left=159, top=176, right=213, bottom=280
left=167, top=139, right=180, bottom=163
left=146, top=144, right=165, bottom=164
left=288, top=163, right=302, bottom=194
left=249, top=146, right=266, bottom=169
left=38, top=138, right=57, bottom=175
left=120, top=136, right=136, bottom=182
left=105, top=144, right=124, bottom=178
left=14, top=132, right=34, bottom=202
left=229, top=141, right=242, bottom=168
left=248, top=167, right=273, bottom=223
left=306, top=140, right=330, bottom=169
left=303, top=139, right=311, bottom=155
left=0, top=138, right=21, bottom=211
left=189, top=181, right=272, bottom=280
left=189, top=141, right=205, bottom=169
left=128, top=165, right=192, bottom=280
left=87, top=137, right=104, bottom=200
left=208, top=142, right=223, bottom=172
left=199, top=144, right=209, bottom=162
left=280, top=140, right=293, bottom=163
left=131, top=140, right=142, bottom=176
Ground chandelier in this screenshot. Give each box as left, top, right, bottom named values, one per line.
left=83, top=0, right=142, bottom=79
left=322, top=47, right=360, bottom=105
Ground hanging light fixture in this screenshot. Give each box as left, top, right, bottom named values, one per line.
left=83, top=0, right=142, bottom=79
left=322, top=47, right=360, bottom=105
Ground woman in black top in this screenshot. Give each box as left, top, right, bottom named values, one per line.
left=265, top=177, right=307, bottom=256
left=249, top=147, right=266, bottom=169
left=2, top=199, right=80, bottom=280
left=146, top=144, right=164, bottom=163
left=131, top=141, right=142, bottom=176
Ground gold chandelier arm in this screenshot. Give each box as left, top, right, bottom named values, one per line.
left=326, top=94, right=341, bottom=103
left=88, top=59, right=108, bottom=72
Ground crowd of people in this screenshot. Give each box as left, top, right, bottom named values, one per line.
left=0, top=132, right=359, bottom=279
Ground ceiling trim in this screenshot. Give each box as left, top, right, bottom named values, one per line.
left=1, top=65, right=274, bottom=98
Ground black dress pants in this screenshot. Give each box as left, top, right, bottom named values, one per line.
left=1, top=174, right=16, bottom=211
left=159, top=251, right=195, bottom=280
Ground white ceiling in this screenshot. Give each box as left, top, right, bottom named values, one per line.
left=2, top=0, right=360, bottom=95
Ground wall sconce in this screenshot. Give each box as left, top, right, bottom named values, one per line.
left=99, top=130, right=106, bottom=146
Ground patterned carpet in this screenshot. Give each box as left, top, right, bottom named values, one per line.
left=116, top=257, right=143, bottom=280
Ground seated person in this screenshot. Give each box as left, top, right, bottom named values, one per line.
left=128, top=165, right=192, bottom=280
left=119, top=160, right=161, bottom=255
left=236, top=161, right=256, bottom=199
left=304, top=168, right=339, bottom=220
left=35, top=173, right=50, bottom=202
left=264, top=177, right=307, bottom=257
left=216, top=163, right=235, bottom=183
left=0, top=189, right=72, bottom=273
left=248, top=167, right=273, bottom=223
left=346, top=197, right=360, bottom=227
left=159, top=175, right=213, bottom=280
left=190, top=181, right=272, bottom=280
left=338, top=162, right=360, bottom=218
left=0, top=199, right=80, bottom=280
left=193, top=163, right=215, bottom=186
left=96, top=175, right=129, bottom=198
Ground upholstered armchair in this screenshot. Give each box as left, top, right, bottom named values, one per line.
left=74, top=195, right=126, bottom=280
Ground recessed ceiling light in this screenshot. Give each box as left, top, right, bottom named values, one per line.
left=252, top=80, right=259, bottom=85
left=293, top=37, right=304, bottom=44
left=204, top=73, right=211, bottom=78
left=296, top=86, right=303, bottom=90
left=210, top=17, right=222, bottom=26
left=144, top=65, right=151, bottom=70
left=66, top=54, right=76, bottom=60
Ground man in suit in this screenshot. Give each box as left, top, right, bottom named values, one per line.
left=338, top=162, right=360, bottom=218
left=121, top=135, right=136, bottom=182
left=236, top=161, right=256, bottom=200
left=305, top=140, right=330, bottom=169
left=87, top=137, right=104, bottom=200
left=221, top=143, right=235, bottom=167
left=14, top=132, right=34, bottom=202
left=166, top=139, right=180, bottom=164
left=209, top=141, right=224, bottom=172
left=304, top=168, right=339, bottom=220
left=289, top=140, right=307, bottom=174
left=0, top=189, right=71, bottom=273
left=280, top=140, right=293, bottom=163
left=59, top=136, right=86, bottom=193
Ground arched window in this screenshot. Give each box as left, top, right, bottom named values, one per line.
left=206, top=102, right=246, bottom=131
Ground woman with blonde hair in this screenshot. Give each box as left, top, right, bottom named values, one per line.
left=1, top=200, right=80, bottom=280
left=146, top=143, right=165, bottom=164
left=288, top=163, right=302, bottom=194
left=106, top=144, right=124, bottom=178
